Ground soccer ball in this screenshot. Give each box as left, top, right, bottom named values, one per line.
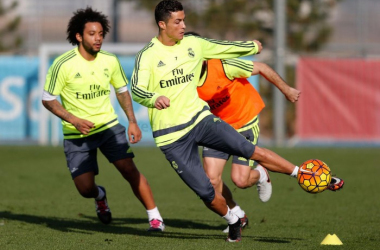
left=297, top=159, right=332, bottom=193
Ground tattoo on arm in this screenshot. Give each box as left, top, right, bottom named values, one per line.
left=116, top=91, right=137, bottom=123
left=42, top=100, right=74, bottom=123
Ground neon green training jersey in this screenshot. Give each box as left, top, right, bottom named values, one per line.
left=223, top=58, right=253, bottom=80
left=44, top=47, right=128, bottom=139
left=198, top=58, right=253, bottom=86
left=131, top=34, right=260, bottom=146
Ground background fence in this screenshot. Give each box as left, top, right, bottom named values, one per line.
left=296, top=58, right=380, bottom=146
left=0, top=0, right=379, bottom=146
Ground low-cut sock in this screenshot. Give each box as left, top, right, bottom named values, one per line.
left=147, top=207, right=163, bottom=222
left=255, top=165, right=267, bottom=183
left=223, top=207, right=239, bottom=225
left=95, top=186, right=105, bottom=200
left=290, top=166, right=299, bottom=178
left=231, top=205, right=245, bottom=218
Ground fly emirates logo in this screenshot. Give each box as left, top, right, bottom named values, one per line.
left=159, top=68, right=194, bottom=88
left=76, top=84, right=110, bottom=100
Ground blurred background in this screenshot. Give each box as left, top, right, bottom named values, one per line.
left=0, top=0, right=379, bottom=147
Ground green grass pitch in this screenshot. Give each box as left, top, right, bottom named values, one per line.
left=0, top=146, right=379, bottom=249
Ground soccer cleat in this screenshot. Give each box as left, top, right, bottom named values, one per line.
left=147, top=219, right=165, bottom=232
left=256, top=166, right=272, bottom=202
left=226, top=219, right=242, bottom=242
left=328, top=177, right=344, bottom=191
left=95, top=186, right=112, bottom=224
left=223, top=214, right=249, bottom=233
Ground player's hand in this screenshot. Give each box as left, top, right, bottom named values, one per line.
left=154, top=96, right=170, bottom=110
left=253, top=40, right=263, bottom=54
left=284, top=87, right=301, bottom=103
left=72, top=117, right=95, bottom=135
left=128, top=122, right=142, bottom=144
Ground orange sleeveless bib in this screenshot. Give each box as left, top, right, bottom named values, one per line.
left=197, top=59, right=265, bottom=129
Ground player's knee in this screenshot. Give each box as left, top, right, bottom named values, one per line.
left=116, top=158, right=139, bottom=176
left=121, top=165, right=139, bottom=176
left=77, top=185, right=95, bottom=198
left=232, top=177, right=249, bottom=189
left=197, top=186, right=215, bottom=203
left=251, top=146, right=266, bottom=161
left=209, top=176, right=222, bottom=188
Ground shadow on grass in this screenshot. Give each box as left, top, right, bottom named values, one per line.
left=0, top=210, right=224, bottom=240
left=0, top=211, right=301, bottom=243
left=80, top=214, right=222, bottom=230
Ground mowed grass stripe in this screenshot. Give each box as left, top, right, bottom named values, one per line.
left=0, top=146, right=379, bottom=250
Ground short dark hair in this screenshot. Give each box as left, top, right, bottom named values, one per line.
left=155, top=0, right=183, bottom=26
left=66, top=7, right=110, bottom=45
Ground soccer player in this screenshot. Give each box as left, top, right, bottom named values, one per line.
left=41, top=7, right=164, bottom=231
left=131, top=0, right=340, bottom=242
left=189, top=31, right=345, bottom=233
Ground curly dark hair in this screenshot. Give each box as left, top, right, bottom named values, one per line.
left=155, top=0, right=183, bottom=27
left=66, top=7, right=110, bottom=45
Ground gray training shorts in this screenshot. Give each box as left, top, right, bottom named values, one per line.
left=63, top=123, right=134, bottom=179
left=202, top=119, right=260, bottom=167
left=159, top=114, right=255, bottom=203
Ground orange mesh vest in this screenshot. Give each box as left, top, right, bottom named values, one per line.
left=197, top=59, right=265, bottom=129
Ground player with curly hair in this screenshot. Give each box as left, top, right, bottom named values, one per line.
left=42, top=7, right=165, bottom=231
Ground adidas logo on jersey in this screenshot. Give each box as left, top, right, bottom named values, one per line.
left=74, top=72, right=81, bottom=78
left=157, top=60, right=166, bottom=67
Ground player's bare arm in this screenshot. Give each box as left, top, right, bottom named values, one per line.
left=252, top=61, right=301, bottom=103
left=116, top=90, right=138, bottom=123
left=154, top=96, right=170, bottom=110
left=116, top=90, right=142, bottom=143
left=42, top=99, right=95, bottom=134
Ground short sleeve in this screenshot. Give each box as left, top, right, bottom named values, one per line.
left=110, top=57, right=129, bottom=89
left=44, top=60, right=67, bottom=95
